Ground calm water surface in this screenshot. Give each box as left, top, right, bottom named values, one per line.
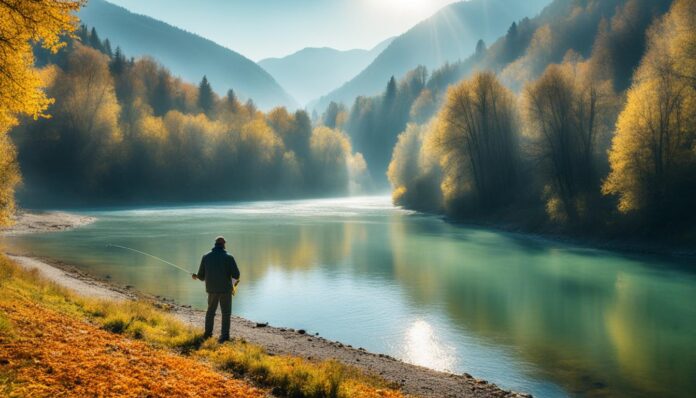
left=2, top=196, right=695, bottom=397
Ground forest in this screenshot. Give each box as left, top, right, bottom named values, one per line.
left=385, top=0, right=695, bottom=238
left=1, top=0, right=694, bottom=241
left=10, top=26, right=367, bottom=206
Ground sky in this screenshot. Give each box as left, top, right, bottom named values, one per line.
left=106, top=0, right=462, bottom=61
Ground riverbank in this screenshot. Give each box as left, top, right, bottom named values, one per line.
left=442, top=211, right=696, bottom=259
left=1, top=209, right=528, bottom=397
left=0, top=256, right=267, bottom=397
left=5, top=253, right=527, bottom=398
left=1, top=211, right=96, bottom=235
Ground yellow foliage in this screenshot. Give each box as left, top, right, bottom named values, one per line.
left=0, top=0, right=84, bottom=133
left=436, top=72, right=519, bottom=211
left=240, top=117, right=282, bottom=163
left=0, top=0, right=82, bottom=225
left=603, top=0, right=696, bottom=214
left=0, top=135, right=20, bottom=226
left=55, top=44, right=122, bottom=143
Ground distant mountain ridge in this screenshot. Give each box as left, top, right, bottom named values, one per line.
left=78, top=0, right=296, bottom=110
left=259, top=38, right=393, bottom=106
left=312, top=0, right=550, bottom=111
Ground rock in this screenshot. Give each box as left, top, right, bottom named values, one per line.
left=297, top=329, right=306, bottom=335
left=255, top=322, right=268, bottom=328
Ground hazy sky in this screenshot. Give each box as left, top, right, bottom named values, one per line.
left=105, top=0, right=462, bottom=61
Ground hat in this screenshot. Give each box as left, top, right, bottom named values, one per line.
left=215, top=236, right=226, bottom=245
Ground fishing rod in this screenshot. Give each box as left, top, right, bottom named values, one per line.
left=107, top=244, right=193, bottom=275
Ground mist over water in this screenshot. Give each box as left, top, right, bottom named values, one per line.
left=3, top=196, right=694, bottom=398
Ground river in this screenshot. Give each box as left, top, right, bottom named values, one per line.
left=2, top=196, right=694, bottom=397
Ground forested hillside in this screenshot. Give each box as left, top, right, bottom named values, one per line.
left=387, top=0, right=695, bottom=240
left=312, top=0, right=550, bottom=111
left=78, top=0, right=296, bottom=110
left=12, top=28, right=367, bottom=206
left=337, top=0, right=671, bottom=186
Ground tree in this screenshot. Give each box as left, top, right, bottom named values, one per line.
left=409, top=89, right=437, bottom=124
left=152, top=72, right=174, bottom=116
left=475, top=39, right=487, bottom=58
left=0, top=0, right=84, bottom=133
left=603, top=0, right=696, bottom=228
left=524, top=63, right=613, bottom=224
left=88, top=27, right=104, bottom=52
left=322, top=101, right=345, bottom=129
left=225, top=89, right=239, bottom=112
left=103, top=38, right=113, bottom=58
left=0, top=0, right=83, bottom=225
left=387, top=123, right=442, bottom=212
left=384, top=76, right=398, bottom=109
left=110, top=46, right=127, bottom=75
left=197, top=75, right=214, bottom=116
left=437, top=72, right=519, bottom=213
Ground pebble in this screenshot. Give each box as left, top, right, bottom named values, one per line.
left=297, top=329, right=306, bottom=335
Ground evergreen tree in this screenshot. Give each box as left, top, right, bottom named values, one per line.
left=103, top=38, right=113, bottom=58
left=89, top=27, right=103, bottom=52
left=225, top=89, right=238, bottom=112
left=475, top=39, right=487, bottom=57
left=110, top=46, right=126, bottom=75
left=384, top=76, right=397, bottom=107
left=197, top=75, right=214, bottom=116
left=152, top=72, right=173, bottom=116
left=77, top=24, right=89, bottom=43
left=322, top=101, right=343, bottom=129
left=245, top=98, right=256, bottom=114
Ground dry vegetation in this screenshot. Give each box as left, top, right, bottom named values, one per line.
left=0, top=255, right=407, bottom=398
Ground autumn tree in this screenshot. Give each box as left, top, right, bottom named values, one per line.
left=603, top=0, right=696, bottom=228
left=437, top=72, right=520, bottom=214
left=18, top=44, right=121, bottom=199
left=387, top=123, right=442, bottom=212
left=0, top=0, right=83, bottom=224
left=524, top=62, right=614, bottom=224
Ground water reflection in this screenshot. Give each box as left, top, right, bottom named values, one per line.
left=2, top=196, right=695, bottom=398
left=403, top=320, right=456, bottom=372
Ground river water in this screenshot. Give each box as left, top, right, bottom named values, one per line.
left=2, top=196, right=694, bottom=397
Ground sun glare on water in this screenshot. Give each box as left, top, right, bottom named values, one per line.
left=403, top=320, right=457, bottom=372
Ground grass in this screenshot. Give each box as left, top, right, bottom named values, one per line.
left=0, top=255, right=406, bottom=398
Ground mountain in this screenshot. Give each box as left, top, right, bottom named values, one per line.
left=312, top=0, right=550, bottom=111
left=343, top=0, right=671, bottom=187
left=78, top=0, right=296, bottom=110
left=259, top=38, right=393, bottom=106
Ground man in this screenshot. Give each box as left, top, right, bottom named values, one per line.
left=192, top=236, right=240, bottom=342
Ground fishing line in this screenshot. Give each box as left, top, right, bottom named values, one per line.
left=107, top=244, right=193, bottom=275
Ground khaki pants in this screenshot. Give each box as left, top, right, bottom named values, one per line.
left=204, top=293, right=231, bottom=339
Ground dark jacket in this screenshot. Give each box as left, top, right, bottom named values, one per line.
left=196, top=246, right=240, bottom=294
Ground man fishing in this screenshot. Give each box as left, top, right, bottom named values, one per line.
left=192, top=236, right=240, bottom=343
